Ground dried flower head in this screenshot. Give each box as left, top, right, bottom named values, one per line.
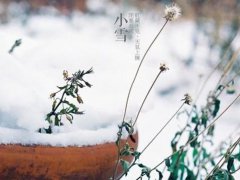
left=159, top=63, right=169, bottom=72
left=63, top=70, right=69, bottom=80
left=182, top=93, right=192, bottom=105
left=164, top=3, right=181, bottom=21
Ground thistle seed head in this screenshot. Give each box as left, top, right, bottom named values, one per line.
left=164, top=3, right=181, bottom=21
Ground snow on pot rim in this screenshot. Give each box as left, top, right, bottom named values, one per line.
left=0, top=124, right=134, bottom=147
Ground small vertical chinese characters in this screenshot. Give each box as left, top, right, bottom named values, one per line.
left=134, top=13, right=140, bottom=60
left=114, top=12, right=140, bottom=60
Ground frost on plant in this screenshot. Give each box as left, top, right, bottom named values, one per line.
left=39, top=68, right=93, bottom=134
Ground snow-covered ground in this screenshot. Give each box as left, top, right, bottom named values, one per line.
left=0, top=3, right=239, bottom=179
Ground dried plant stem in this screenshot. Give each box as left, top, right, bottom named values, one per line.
left=150, top=92, right=240, bottom=173
left=190, top=44, right=232, bottom=110
left=212, top=124, right=240, bottom=155
left=115, top=102, right=184, bottom=180
left=218, top=137, right=239, bottom=170
left=141, top=102, right=185, bottom=154
left=215, top=71, right=240, bottom=98
left=121, top=19, right=169, bottom=125
left=205, top=136, right=240, bottom=180
left=185, top=47, right=239, bottom=135
left=112, top=19, right=169, bottom=180
left=113, top=66, right=166, bottom=180
left=194, top=65, right=219, bottom=104
left=195, top=37, right=238, bottom=103
left=214, top=48, right=240, bottom=93
left=132, top=70, right=164, bottom=127
left=113, top=149, right=120, bottom=179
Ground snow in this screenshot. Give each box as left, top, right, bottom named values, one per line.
left=0, top=3, right=239, bottom=179
left=0, top=125, right=120, bottom=147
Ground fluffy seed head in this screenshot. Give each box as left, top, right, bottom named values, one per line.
left=164, top=3, right=181, bottom=21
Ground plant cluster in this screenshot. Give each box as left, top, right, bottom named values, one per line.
left=112, top=3, right=240, bottom=180
left=39, top=68, right=93, bottom=134
left=36, top=2, right=239, bottom=179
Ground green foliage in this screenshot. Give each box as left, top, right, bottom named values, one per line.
left=120, top=159, right=130, bottom=175
left=112, top=3, right=240, bottom=180
left=156, top=169, right=163, bottom=180
left=38, top=68, right=93, bottom=133
left=227, top=156, right=235, bottom=172
left=137, top=164, right=151, bottom=179
left=212, top=98, right=220, bottom=118
left=207, top=169, right=235, bottom=180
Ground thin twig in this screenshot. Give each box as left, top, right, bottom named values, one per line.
left=112, top=19, right=169, bottom=180
left=205, top=136, right=240, bottom=179
left=141, top=102, right=185, bottom=154
left=132, top=70, right=164, bottom=127
left=122, top=19, right=169, bottom=125
left=115, top=102, right=185, bottom=180
left=150, top=92, right=240, bottom=172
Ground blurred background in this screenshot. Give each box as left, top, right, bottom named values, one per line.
left=0, top=0, right=239, bottom=179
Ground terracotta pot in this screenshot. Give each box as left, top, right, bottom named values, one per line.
left=0, top=132, right=138, bottom=180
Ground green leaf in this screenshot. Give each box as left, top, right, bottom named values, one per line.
left=67, top=103, right=78, bottom=113
left=165, top=158, right=171, bottom=167
left=77, top=83, right=85, bottom=88
left=66, top=114, right=73, bottom=124
left=156, top=169, right=163, bottom=180
left=229, top=174, right=235, bottom=180
left=132, top=151, right=141, bottom=160
left=226, top=84, right=235, bottom=94
left=57, top=85, right=67, bottom=90
left=140, top=166, right=151, bottom=178
left=120, top=143, right=132, bottom=156
left=54, top=115, right=61, bottom=126
left=212, top=99, right=220, bottom=117
left=192, top=148, right=198, bottom=158
left=138, top=163, right=147, bottom=168
left=120, top=159, right=130, bottom=175
left=191, top=115, right=198, bottom=123
left=210, top=159, right=216, bottom=166
left=45, top=114, right=52, bottom=123
left=74, top=111, right=84, bottom=115
left=202, top=147, right=210, bottom=159
left=185, top=167, right=195, bottom=180
left=69, top=90, right=76, bottom=98
left=201, top=112, right=208, bottom=128
left=59, top=108, right=68, bottom=114
left=171, top=132, right=181, bottom=152
left=217, top=85, right=224, bottom=91
left=192, top=148, right=198, bottom=166
left=168, top=151, right=180, bottom=173
left=210, top=169, right=233, bottom=180
left=188, top=132, right=198, bottom=148
left=226, top=88, right=235, bottom=94
left=52, top=100, right=57, bottom=111
left=227, top=156, right=234, bottom=172
left=123, top=122, right=134, bottom=135
left=207, top=125, right=215, bottom=136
